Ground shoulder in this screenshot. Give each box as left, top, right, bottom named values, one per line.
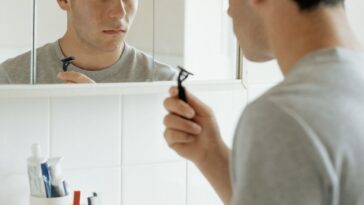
left=0, top=50, right=31, bottom=84
left=123, top=43, right=177, bottom=81
left=237, top=80, right=320, bottom=142
left=1, top=42, right=55, bottom=67
left=237, top=93, right=303, bottom=142
left=1, top=50, right=31, bottom=69
left=234, top=84, right=335, bottom=175
left=234, top=81, right=337, bottom=176
left=0, top=43, right=56, bottom=84
left=232, top=92, right=336, bottom=204
left=153, top=59, right=178, bottom=81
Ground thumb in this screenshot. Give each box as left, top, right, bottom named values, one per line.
left=169, top=86, right=212, bottom=117
left=57, top=71, right=95, bottom=84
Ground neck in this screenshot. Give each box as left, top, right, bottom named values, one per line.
left=59, top=32, right=124, bottom=71
left=267, top=6, right=363, bottom=75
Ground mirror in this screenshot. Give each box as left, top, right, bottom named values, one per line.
left=0, top=0, right=239, bottom=84
left=35, top=0, right=171, bottom=84
left=0, top=1, right=33, bottom=84
left=154, top=0, right=238, bottom=81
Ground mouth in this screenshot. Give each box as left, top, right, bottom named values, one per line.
left=102, top=28, right=127, bottom=35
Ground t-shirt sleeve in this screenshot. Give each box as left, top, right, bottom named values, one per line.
left=153, top=63, right=178, bottom=81
left=0, top=64, right=10, bottom=84
left=231, top=100, right=335, bottom=205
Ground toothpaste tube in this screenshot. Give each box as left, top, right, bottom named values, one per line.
left=48, top=157, right=68, bottom=197
left=27, top=144, right=48, bottom=197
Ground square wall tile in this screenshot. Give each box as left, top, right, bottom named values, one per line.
left=0, top=174, right=29, bottom=205
left=123, top=162, right=186, bottom=205
left=0, top=97, right=49, bottom=175
left=50, top=96, right=122, bottom=169
left=187, top=162, right=223, bottom=205
left=192, top=89, right=247, bottom=148
left=123, top=94, right=183, bottom=165
left=65, top=167, right=121, bottom=205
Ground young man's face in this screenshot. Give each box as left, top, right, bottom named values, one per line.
left=228, top=0, right=273, bottom=62
left=65, top=0, right=138, bottom=52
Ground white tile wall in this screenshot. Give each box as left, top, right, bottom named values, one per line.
left=123, top=162, right=186, bottom=205
left=123, top=94, right=183, bottom=165
left=65, top=167, right=122, bottom=205
left=0, top=87, right=247, bottom=205
left=50, top=96, right=122, bottom=170
left=0, top=174, right=29, bottom=205
left=193, top=89, right=247, bottom=147
left=187, top=162, right=222, bottom=205
left=0, top=97, right=49, bottom=176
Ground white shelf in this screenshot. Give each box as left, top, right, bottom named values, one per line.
left=0, top=80, right=244, bottom=98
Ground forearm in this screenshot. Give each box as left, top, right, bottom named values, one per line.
left=195, top=143, right=232, bottom=205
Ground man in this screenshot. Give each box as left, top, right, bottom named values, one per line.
left=164, top=0, right=364, bottom=204
left=0, top=0, right=176, bottom=84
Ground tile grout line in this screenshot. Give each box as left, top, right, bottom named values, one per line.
left=48, top=97, right=52, bottom=158
left=186, top=160, right=189, bottom=205
left=120, top=95, right=125, bottom=205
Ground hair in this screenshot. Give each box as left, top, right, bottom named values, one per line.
left=292, top=0, right=344, bottom=11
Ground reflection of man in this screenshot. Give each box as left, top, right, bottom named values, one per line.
left=0, top=0, right=176, bottom=84
left=164, top=0, right=364, bottom=204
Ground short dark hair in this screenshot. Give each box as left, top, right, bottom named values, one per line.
left=292, top=0, right=344, bottom=11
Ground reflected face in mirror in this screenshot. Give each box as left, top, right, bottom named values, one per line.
left=60, top=0, right=138, bottom=52
left=55, top=0, right=175, bottom=83
left=0, top=0, right=176, bottom=84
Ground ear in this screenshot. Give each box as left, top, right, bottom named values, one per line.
left=57, top=0, right=71, bottom=11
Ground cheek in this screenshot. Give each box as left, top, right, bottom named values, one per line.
left=72, top=10, right=100, bottom=37
left=232, top=13, right=246, bottom=38
left=80, top=2, right=106, bottom=22
left=73, top=4, right=93, bottom=23
left=232, top=20, right=240, bottom=38
left=126, top=4, right=138, bottom=19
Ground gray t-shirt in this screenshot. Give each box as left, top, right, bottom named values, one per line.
left=0, top=41, right=176, bottom=84
left=231, top=48, right=364, bottom=205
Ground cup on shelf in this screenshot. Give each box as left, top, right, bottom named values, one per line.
left=29, top=195, right=72, bottom=205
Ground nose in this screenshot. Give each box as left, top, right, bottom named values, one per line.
left=109, top=0, right=126, bottom=19
left=227, top=6, right=232, bottom=17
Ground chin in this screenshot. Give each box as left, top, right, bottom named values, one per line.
left=103, top=41, right=124, bottom=52
left=243, top=49, right=274, bottom=62
left=103, top=46, right=122, bottom=52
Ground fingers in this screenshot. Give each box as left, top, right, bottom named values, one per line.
left=57, top=71, right=96, bottom=83
left=164, top=114, right=202, bottom=135
left=164, top=129, right=195, bottom=147
left=168, top=86, right=213, bottom=117
left=164, top=97, right=195, bottom=119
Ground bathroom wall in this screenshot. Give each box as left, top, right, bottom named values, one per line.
left=3, top=1, right=363, bottom=205
left=0, top=1, right=32, bottom=62
left=0, top=81, right=252, bottom=205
